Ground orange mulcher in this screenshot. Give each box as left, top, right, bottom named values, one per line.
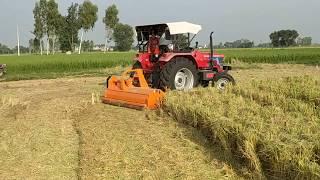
left=102, top=69, right=165, bottom=110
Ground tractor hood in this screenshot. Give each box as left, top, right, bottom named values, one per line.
left=135, top=22, right=202, bottom=41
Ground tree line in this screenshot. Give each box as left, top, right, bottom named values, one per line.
left=270, top=30, right=312, bottom=47
left=214, top=30, right=312, bottom=49
left=31, top=1, right=134, bottom=55
left=0, top=43, right=29, bottom=54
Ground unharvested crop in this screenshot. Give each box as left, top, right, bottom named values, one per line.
left=0, top=52, right=134, bottom=80
left=164, top=76, right=320, bottom=179
left=217, top=47, right=320, bottom=64
left=1, top=48, right=319, bottom=81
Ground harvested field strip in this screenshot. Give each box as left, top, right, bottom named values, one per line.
left=0, top=95, right=80, bottom=179
left=74, top=104, right=239, bottom=179
left=0, top=77, right=240, bottom=179
left=164, top=76, right=320, bottom=179
left=0, top=78, right=97, bottom=179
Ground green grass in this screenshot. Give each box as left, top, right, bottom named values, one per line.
left=1, top=47, right=320, bottom=81
left=216, top=47, right=320, bottom=64
left=0, top=52, right=134, bottom=81
left=164, top=76, right=320, bottom=179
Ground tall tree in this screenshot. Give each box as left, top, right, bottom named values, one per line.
left=82, top=40, right=94, bottom=52
left=113, top=23, right=134, bottom=51
left=303, top=37, right=312, bottom=46
left=103, top=4, right=119, bottom=53
left=297, top=37, right=312, bottom=46
left=33, top=1, right=45, bottom=55
left=58, top=3, right=81, bottom=52
left=29, top=39, right=34, bottom=54
left=0, top=43, right=12, bottom=54
left=46, top=0, right=61, bottom=55
left=39, top=0, right=48, bottom=54
left=270, top=30, right=299, bottom=47
left=78, top=0, right=98, bottom=54
left=33, top=38, right=41, bottom=53
left=269, top=32, right=280, bottom=47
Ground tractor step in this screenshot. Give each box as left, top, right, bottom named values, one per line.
left=199, top=70, right=216, bottom=81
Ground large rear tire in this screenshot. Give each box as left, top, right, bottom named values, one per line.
left=160, top=57, right=198, bottom=91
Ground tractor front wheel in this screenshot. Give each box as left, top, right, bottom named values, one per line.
left=160, top=58, right=198, bottom=91
left=213, top=72, right=235, bottom=91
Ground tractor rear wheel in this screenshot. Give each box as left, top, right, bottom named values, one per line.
left=213, top=72, right=235, bottom=91
left=160, top=57, right=198, bottom=91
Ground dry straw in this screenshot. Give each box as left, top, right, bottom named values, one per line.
left=164, top=76, right=320, bottom=179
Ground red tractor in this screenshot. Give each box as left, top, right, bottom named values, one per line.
left=133, top=21, right=235, bottom=91
left=103, top=22, right=235, bottom=109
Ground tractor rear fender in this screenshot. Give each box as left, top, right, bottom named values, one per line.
left=159, top=53, right=200, bottom=68
left=159, top=50, right=210, bottom=69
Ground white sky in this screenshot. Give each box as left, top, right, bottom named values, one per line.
left=1, top=0, right=319, bottom=47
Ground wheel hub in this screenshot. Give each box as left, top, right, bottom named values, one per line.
left=174, top=68, right=194, bottom=91
left=216, top=78, right=230, bottom=90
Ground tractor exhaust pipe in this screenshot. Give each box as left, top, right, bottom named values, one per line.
left=210, top=31, right=214, bottom=69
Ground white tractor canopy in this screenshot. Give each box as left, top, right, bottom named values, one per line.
left=136, top=22, right=202, bottom=41
left=166, top=22, right=202, bottom=35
